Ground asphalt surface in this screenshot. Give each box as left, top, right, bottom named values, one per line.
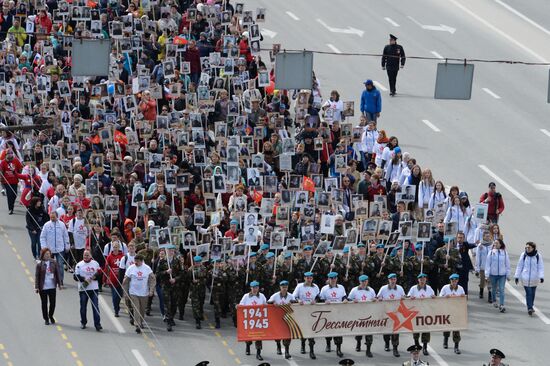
left=2, top=0, right=549, bottom=365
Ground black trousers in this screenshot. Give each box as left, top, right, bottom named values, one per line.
left=39, top=288, right=56, bottom=320
left=3, top=183, right=18, bottom=211
left=387, top=69, right=399, bottom=93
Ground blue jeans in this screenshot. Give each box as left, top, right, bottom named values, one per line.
left=364, top=112, right=378, bottom=123
left=53, top=252, right=65, bottom=283
left=490, top=275, right=506, bottom=306
left=28, top=229, right=41, bottom=259
left=156, top=283, right=165, bottom=316
left=111, top=286, right=123, bottom=315
left=524, top=286, right=537, bottom=310
left=79, top=290, right=101, bottom=327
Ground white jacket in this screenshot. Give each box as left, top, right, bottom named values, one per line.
left=475, top=243, right=491, bottom=272
left=418, top=181, right=434, bottom=207
left=444, top=206, right=470, bottom=232
left=40, top=220, right=70, bottom=254
left=360, top=128, right=378, bottom=153
left=515, top=251, right=544, bottom=287
left=485, top=249, right=510, bottom=277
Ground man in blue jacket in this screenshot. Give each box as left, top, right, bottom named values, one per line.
left=360, top=80, right=382, bottom=123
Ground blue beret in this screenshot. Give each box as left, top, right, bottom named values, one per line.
left=266, top=252, right=275, bottom=259
left=284, top=252, right=292, bottom=258
left=449, top=273, right=459, bottom=280
left=359, top=274, right=369, bottom=281
left=193, top=255, right=202, bottom=262
left=387, top=273, right=397, bottom=279
left=376, top=244, right=384, bottom=249
left=304, top=272, right=314, bottom=277
left=357, top=244, right=366, bottom=248
left=417, top=273, right=427, bottom=279
left=304, top=245, right=313, bottom=251
left=415, top=243, right=423, bottom=251
left=328, top=271, right=338, bottom=278
left=260, top=244, right=270, bottom=250
left=249, top=252, right=257, bottom=257
left=343, top=247, right=350, bottom=253
left=230, top=219, right=239, bottom=225
left=279, top=280, right=289, bottom=286
left=250, top=281, right=260, bottom=287
left=211, top=258, right=220, bottom=263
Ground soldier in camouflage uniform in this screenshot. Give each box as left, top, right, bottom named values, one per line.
left=260, top=252, right=277, bottom=299
left=340, top=246, right=361, bottom=292
left=275, top=252, right=295, bottom=292
left=176, top=254, right=192, bottom=320
left=408, top=243, right=434, bottom=289
left=226, top=257, right=244, bottom=327
left=256, top=244, right=270, bottom=266
left=239, top=252, right=264, bottom=290
left=190, top=255, right=207, bottom=329
left=155, top=245, right=180, bottom=331
left=294, top=246, right=315, bottom=287
left=365, top=244, right=390, bottom=292
left=390, top=246, right=413, bottom=293
left=208, top=258, right=228, bottom=328
left=433, top=239, right=461, bottom=293
left=317, top=249, right=343, bottom=287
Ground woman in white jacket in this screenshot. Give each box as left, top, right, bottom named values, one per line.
left=428, top=180, right=447, bottom=209
left=485, top=239, right=510, bottom=313
left=475, top=230, right=492, bottom=301
left=514, top=241, right=544, bottom=316
left=444, top=196, right=467, bottom=232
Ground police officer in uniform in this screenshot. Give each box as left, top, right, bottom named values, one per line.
left=268, top=280, right=297, bottom=359
left=381, top=34, right=406, bottom=96
left=403, top=344, right=427, bottom=366
left=484, top=348, right=507, bottom=366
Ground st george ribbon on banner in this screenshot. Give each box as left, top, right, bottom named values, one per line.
left=237, top=297, right=467, bottom=342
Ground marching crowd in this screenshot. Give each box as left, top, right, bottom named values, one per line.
left=0, top=0, right=543, bottom=365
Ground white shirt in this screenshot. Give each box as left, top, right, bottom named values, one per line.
left=319, top=284, right=347, bottom=303
left=103, top=241, right=128, bottom=257
left=377, top=284, right=405, bottom=300
left=119, top=253, right=136, bottom=270
left=43, top=261, right=56, bottom=290
left=68, top=217, right=89, bottom=250
left=439, top=284, right=465, bottom=297
left=348, top=286, right=376, bottom=302
left=125, top=263, right=153, bottom=297
left=292, top=282, right=320, bottom=304
left=268, top=291, right=296, bottom=305
left=239, top=292, right=267, bottom=306
left=407, top=284, right=435, bottom=299
left=74, top=260, right=100, bottom=291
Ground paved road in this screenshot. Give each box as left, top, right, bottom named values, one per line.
left=2, top=0, right=550, bottom=365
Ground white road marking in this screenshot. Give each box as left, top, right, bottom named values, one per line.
left=542, top=216, right=550, bottom=224
left=407, top=16, right=456, bottom=33
left=482, top=88, right=501, bottom=99
left=260, top=28, right=277, bottom=39
left=285, top=11, right=300, bottom=21
left=448, top=0, right=549, bottom=62
left=540, top=129, right=550, bottom=138
left=506, top=283, right=550, bottom=325
left=514, top=169, right=550, bottom=190
left=494, top=0, right=550, bottom=36
left=373, top=81, right=388, bottom=91
left=131, top=349, right=149, bottom=366
left=421, top=119, right=441, bottom=132
left=384, top=17, right=400, bottom=27
left=478, top=165, right=531, bottom=204
left=427, top=345, right=450, bottom=366
left=286, top=359, right=300, bottom=366
left=431, top=51, right=444, bottom=59
left=316, top=19, right=364, bottom=37
left=98, top=295, right=126, bottom=333
left=326, top=43, right=342, bottom=54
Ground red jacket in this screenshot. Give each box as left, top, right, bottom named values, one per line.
left=0, top=158, right=23, bottom=184
left=184, top=46, right=201, bottom=73
left=139, top=98, right=157, bottom=121
left=104, top=251, right=124, bottom=287
left=480, top=191, right=505, bottom=216
left=367, top=183, right=387, bottom=202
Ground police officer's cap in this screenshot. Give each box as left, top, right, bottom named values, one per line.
left=387, top=273, right=397, bottom=279
left=407, top=345, right=422, bottom=352
left=265, top=252, right=275, bottom=259
left=193, top=255, right=202, bottom=262
left=490, top=348, right=505, bottom=359
left=250, top=281, right=260, bottom=287
left=279, top=280, right=289, bottom=286
left=328, top=271, right=338, bottom=279
left=417, top=273, right=428, bottom=279
left=390, top=34, right=398, bottom=40
left=194, top=361, right=209, bottom=366
left=449, top=273, right=460, bottom=280
left=339, top=359, right=355, bottom=366
left=358, top=274, right=369, bottom=282
left=257, top=363, right=271, bottom=366
left=304, top=271, right=314, bottom=277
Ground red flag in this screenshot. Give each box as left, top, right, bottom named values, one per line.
left=303, top=176, right=315, bottom=193
left=252, top=189, right=263, bottom=204
left=114, top=129, right=128, bottom=145
left=174, top=36, right=188, bottom=45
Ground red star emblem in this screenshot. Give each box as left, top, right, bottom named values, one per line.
left=85, top=267, right=94, bottom=272
left=361, top=294, right=367, bottom=301
left=137, top=271, right=143, bottom=277
left=389, top=293, right=395, bottom=299
left=305, top=291, right=311, bottom=297
left=251, top=300, right=257, bottom=305
left=386, top=300, right=419, bottom=332
left=331, top=291, right=337, bottom=298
